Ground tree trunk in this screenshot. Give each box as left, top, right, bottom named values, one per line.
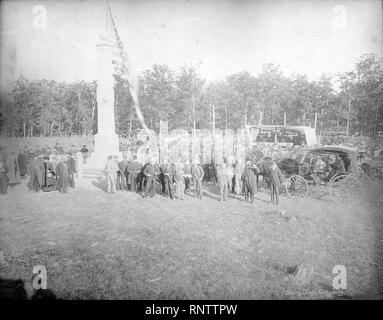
left=50, top=120, right=55, bottom=137
left=346, top=100, right=351, bottom=136
left=225, top=105, right=228, bottom=130
left=374, top=103, right=380, bottom=136
left=129, top=105, right=133, bottom=134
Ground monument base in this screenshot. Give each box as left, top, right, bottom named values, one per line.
left=85, top=133, right=120, bottom=169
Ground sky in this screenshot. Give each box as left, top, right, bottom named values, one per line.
left=0, top=0, right=382, bottom=92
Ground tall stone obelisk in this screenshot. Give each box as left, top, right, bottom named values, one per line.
left=86, top=31, right=120, bottom=168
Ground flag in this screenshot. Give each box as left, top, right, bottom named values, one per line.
left=105, top=0, right=150, bottom=135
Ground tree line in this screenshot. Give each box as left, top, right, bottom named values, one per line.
left=0, top=53, right=382, bottom=137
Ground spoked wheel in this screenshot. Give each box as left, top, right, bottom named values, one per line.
left=329, top=174, right=364, bottom=207
left=285, top=175, right=309, bottom=199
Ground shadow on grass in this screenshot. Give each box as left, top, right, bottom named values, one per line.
left=0, top=277, right=57, bottom=300
left=252, top=194, right=271, bottom=204
left=8, top=183, right=21, bottom=188
left=91, top=179, right=107, bottom=192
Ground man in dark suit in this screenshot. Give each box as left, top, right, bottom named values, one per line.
left=67, top=153, right=76, bottom=188
left=270, top=162, right=285, bottom=205
left=126, top=155, right=142, bottom=192
left=143, top=158, right=158, bottom=198
left=241, top=160, right=257, bottom=204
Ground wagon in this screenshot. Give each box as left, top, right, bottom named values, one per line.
left=258, top=146, right=366, bottom=206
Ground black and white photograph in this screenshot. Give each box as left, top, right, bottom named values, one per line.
left=0, top=0, right=382, bottom=303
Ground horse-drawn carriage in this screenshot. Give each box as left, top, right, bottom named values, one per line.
left=257, top=145, right=366, bottom=206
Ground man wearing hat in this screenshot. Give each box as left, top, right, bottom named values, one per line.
left=67, top=153, right=76, bottom=188
left=241, top=160, right=257, bottom=204
left=142, top=157, right=158, bottom=198
left=191, top=160, right=204, bottom=199
left=270, top=162, right=284, bottom=205
left=80, top=145, right=89, bottom=164
left=6, top=151, right=21, bottom=185
left=0, top=160, right=9, bottom=195
left=118, top=154, right=129, bottom=191
left=126, top=155, right=142, bottom=192
left=104, top=155, right=117, bottom=194
left=55, top=155, right=70, bottom=193
left=159, top=159, right=169, bottom=196
left=174, top=162, right=185, bottom=200
left=233, top=159, right=243, bottom=196
left=166, top=159, right=177, bottom=200
left=217, top=162, right=229, bottom=202
left=113, top=155, right=123, bottom=191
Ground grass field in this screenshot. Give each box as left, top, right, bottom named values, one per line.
left=1, top=177, right=382, bottom=299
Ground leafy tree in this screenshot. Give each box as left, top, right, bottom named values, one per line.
left=173, top=65, right=205, bottom=131
left=139, top=64, right=176, bottom=131
left=114, top=75, right=134, bottom=135
left=1, top=54, right=381, bottom=137
left=338, top=54, right=383, bottom=135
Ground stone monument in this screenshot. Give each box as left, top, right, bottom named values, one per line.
left=85, top=30, right=120, bottom=169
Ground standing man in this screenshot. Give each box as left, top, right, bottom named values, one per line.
left=143, top=158, right=157, bottom=198
left=17, top=149, right=28, bottom=177
left=234, top=159, right=243, bottom=196
left=126, top=155, right=142, bottom=192
left=113, top=155, right=122, bottom=191
left=166, top=160, right=176, bottom=200
left=174, top=162, right=185, bottom=200
left=67, top=153, right=77, bottom=188
left=6, top=152, right=21, bottom=185
left=226, top=160, right=235, bottom=194
left=209, top=160, right=217, bottom=185
left=241, top=160, right=257, bottom=204
left=80, top=145, right=89, bottom=164
left=159, top=159, right=168, bottom=195
left=218, top=162, right=229, bottom=202
left=138, top=161, right=148, bottom=193
left=0, top=160, right=9, bottom=195
left=191, top=161, right=204, bottom=199
left=104, top=155, right=117, bottom=194
left=55, top=156, right=70, bottom=193
left=183, top=161, right=192, bottom=195
left=119, top=154, right=129, bottom=191
left=28, top=156, right=43, bottom=192
left=270, top=162, right=284, bottom=205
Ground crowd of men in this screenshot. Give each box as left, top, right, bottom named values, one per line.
left=27, top=153, right=77, bottom=193
left=0, top=144, right=78, bottom=195
left=103, top=155, right=206, bottom=200
left=0, top=140, right=290, bottom=207
left=102, top=152, right=285, bottom=206
left=0, top=148, right=23, bottom=195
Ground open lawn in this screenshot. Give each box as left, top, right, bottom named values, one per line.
left=1, top=178, right=382, bottom=299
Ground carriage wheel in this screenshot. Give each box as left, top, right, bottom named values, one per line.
left=329, top=174, right=364, bottom=207
left=285, top=175, right=309, bottom=199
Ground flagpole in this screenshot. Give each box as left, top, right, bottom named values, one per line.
left=107, top=0, right=151, bottom=136
left=105, top=0, right=109, bottom=31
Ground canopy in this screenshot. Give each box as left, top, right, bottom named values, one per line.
left=309, top=145, right=358, bottom=154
